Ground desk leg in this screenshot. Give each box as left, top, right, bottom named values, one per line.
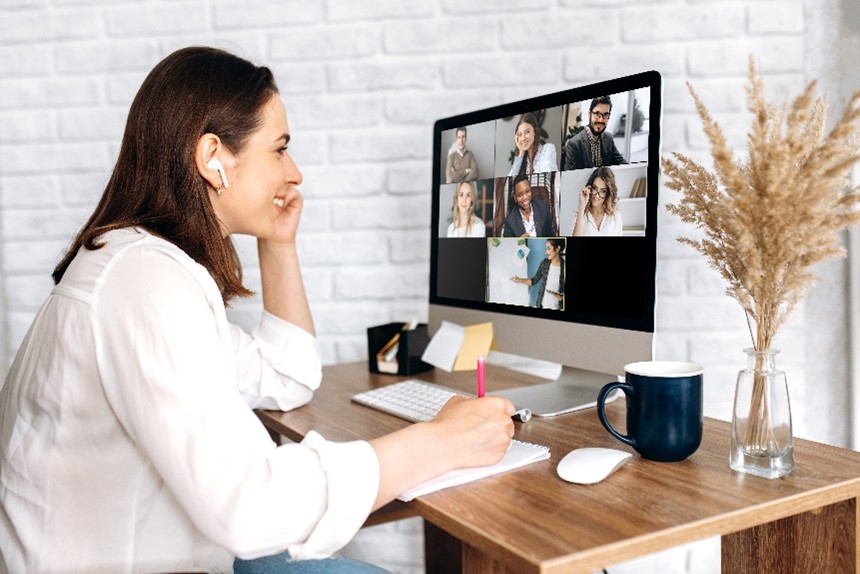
left=423, top=522, right=525, bottom=573
left=721, top=498, right=857, bottom=574
left=424, top=521, right=461, bottom=574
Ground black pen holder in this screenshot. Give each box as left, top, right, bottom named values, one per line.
left=367, top=322, right=434, bottom=376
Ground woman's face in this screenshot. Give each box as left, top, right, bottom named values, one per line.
left=515, top=120, right=535, bottom=153
left=456, top=184, right=473, bottom=214
left=213, top=97, right=302, bottom=238
left=589, top=177, right=608, bottom=209
left=545, top=242, right=560, bottom=260
left=513, top=180, right=532, bottom=211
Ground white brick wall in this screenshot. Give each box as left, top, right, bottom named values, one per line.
left=1, top=1, right=856, bottom=573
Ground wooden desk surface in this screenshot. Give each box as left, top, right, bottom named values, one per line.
left=258, top=362, right=860, bottom=574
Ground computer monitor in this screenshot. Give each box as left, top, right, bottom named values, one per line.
left=429, top=71, right=661, bottom=416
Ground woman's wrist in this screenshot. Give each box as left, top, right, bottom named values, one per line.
left=258, top=238, right=297, bottom=259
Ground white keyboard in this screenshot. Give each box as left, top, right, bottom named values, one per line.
left=351, top=380, right=464, bottom=423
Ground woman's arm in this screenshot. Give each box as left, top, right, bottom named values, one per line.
left=508, top=154, right=524, bottom=177
left=535, top=143, right=558, bottom=173
left=572, top=187, right=590, bottom=236
left=369, top=396, right=514, bottom=509
left=258, top=185, right=314, bottom=335
left=530, top=259, right=548, bottom=286
left=95, top=249, right=367, bottom=560
left=258, top=241, right=314, bottom=335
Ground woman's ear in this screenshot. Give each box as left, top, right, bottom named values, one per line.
left=195, top=134, right=228, bottom=193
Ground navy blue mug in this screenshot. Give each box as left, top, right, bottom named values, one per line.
left=597, top=361, right=704, bottom=462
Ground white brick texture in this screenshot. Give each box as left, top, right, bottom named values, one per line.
left=0, top=1, right=853, bottom=573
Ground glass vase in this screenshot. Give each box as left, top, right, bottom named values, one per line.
left=730, top=348, right=794, bottom=479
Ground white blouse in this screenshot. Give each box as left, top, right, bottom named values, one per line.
left=447, top=219, right=486, bottom=238
left=541, top=264, right=562, bottom=309
left=508, top=142, right=558, bottom=176
left=577, top=210, right=623, bottom=236
left=0, top=228, right=379, bottom=574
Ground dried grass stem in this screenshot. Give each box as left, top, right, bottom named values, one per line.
left=664, top=58, right=860, bottom=454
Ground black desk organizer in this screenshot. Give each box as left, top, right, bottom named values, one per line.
left=367, top=322, right=433, bottom=376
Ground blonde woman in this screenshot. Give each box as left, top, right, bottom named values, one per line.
left=572, top=166, right=623, bottom=236
left=446, top=180, right=486, bottom=237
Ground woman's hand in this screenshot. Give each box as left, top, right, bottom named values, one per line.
left=431, top=395, right=516, bottom=469
left=579, top=186, right=591, bottom=213
left=369, top=394, right=515, bottom=509
left=514, top=133, right=528, bottom=157
left=269, top=185, right=304, bottom=245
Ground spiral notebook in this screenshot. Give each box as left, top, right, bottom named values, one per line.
left=398, top=439, right=550, bottom=501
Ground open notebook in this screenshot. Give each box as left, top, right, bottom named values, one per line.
left=398, top=439, right=550, bottom=501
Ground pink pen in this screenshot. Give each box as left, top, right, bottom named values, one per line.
left=476, top=355, right=486, bottom=398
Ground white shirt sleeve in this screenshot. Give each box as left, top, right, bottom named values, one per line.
left=230, top=311, right=322, bottom=410
left=508, top=155, right=524, bottom=177
left=92, top=247, right=378, bottom=560
left=508, top=143, right=558, bottom=176
left=534, top=142, right=558, bottom=173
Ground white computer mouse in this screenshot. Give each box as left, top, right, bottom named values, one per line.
left=557, top=447, right=633, bottom=484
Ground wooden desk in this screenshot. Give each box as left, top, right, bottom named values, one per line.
left=257, top=362, right=860, bottom=574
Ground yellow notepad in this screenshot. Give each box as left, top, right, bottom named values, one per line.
left=397, top=439, right=550, bottom=501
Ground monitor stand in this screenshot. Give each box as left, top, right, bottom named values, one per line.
left=489, top=364, right=621, bottom=417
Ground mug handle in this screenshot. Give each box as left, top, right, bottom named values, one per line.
left=597, top=382, right=636, bottom=449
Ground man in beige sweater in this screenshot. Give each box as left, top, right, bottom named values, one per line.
left=446, top=126, right=479, bottom=183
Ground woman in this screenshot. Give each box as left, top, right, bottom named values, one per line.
left=508, top=112, right=558, bottom=177
left=502, top=175, right=555, bottom=238
left=511, top=238, right=565, bottom=310
left=446, top=180, right=485, bottom=237
left=0, top=47, right=515, bottom=574
left=572, top=166, right=623, bottom=236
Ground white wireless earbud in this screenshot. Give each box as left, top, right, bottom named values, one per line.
left=206, top=158, right=229, bottom=190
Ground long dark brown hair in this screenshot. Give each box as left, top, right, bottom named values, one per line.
left=515, top=112, right=541, bottom=176
left=52, top=46, right=279, bottom=303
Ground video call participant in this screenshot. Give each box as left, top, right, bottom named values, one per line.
left=510, top=238, right=565, bottom=310
left=503, top=175, right=554, bottom=238
left=563, top=96, right=628, bottom=171
left=447, top=180, right=486, bottom=237
left=572, top=166, right=623, bottom=236
left=508, top=112, right=558, bottom=176
left=0, top=46, right=516, bottom=574
left=445, top=126, right=479, bottom=183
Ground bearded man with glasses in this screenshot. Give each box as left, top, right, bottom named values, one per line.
left=563, top=96, right=628, bottom=171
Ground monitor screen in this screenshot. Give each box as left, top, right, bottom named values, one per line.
left=429, top=71, right=662, bottom=414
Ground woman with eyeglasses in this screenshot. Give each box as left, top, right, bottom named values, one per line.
left=508, top=111, right=558, bottom=177
left=572, top=166, right=623, bottom=236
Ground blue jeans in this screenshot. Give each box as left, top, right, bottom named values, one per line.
left=233, top=551, right=390, bottom=574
